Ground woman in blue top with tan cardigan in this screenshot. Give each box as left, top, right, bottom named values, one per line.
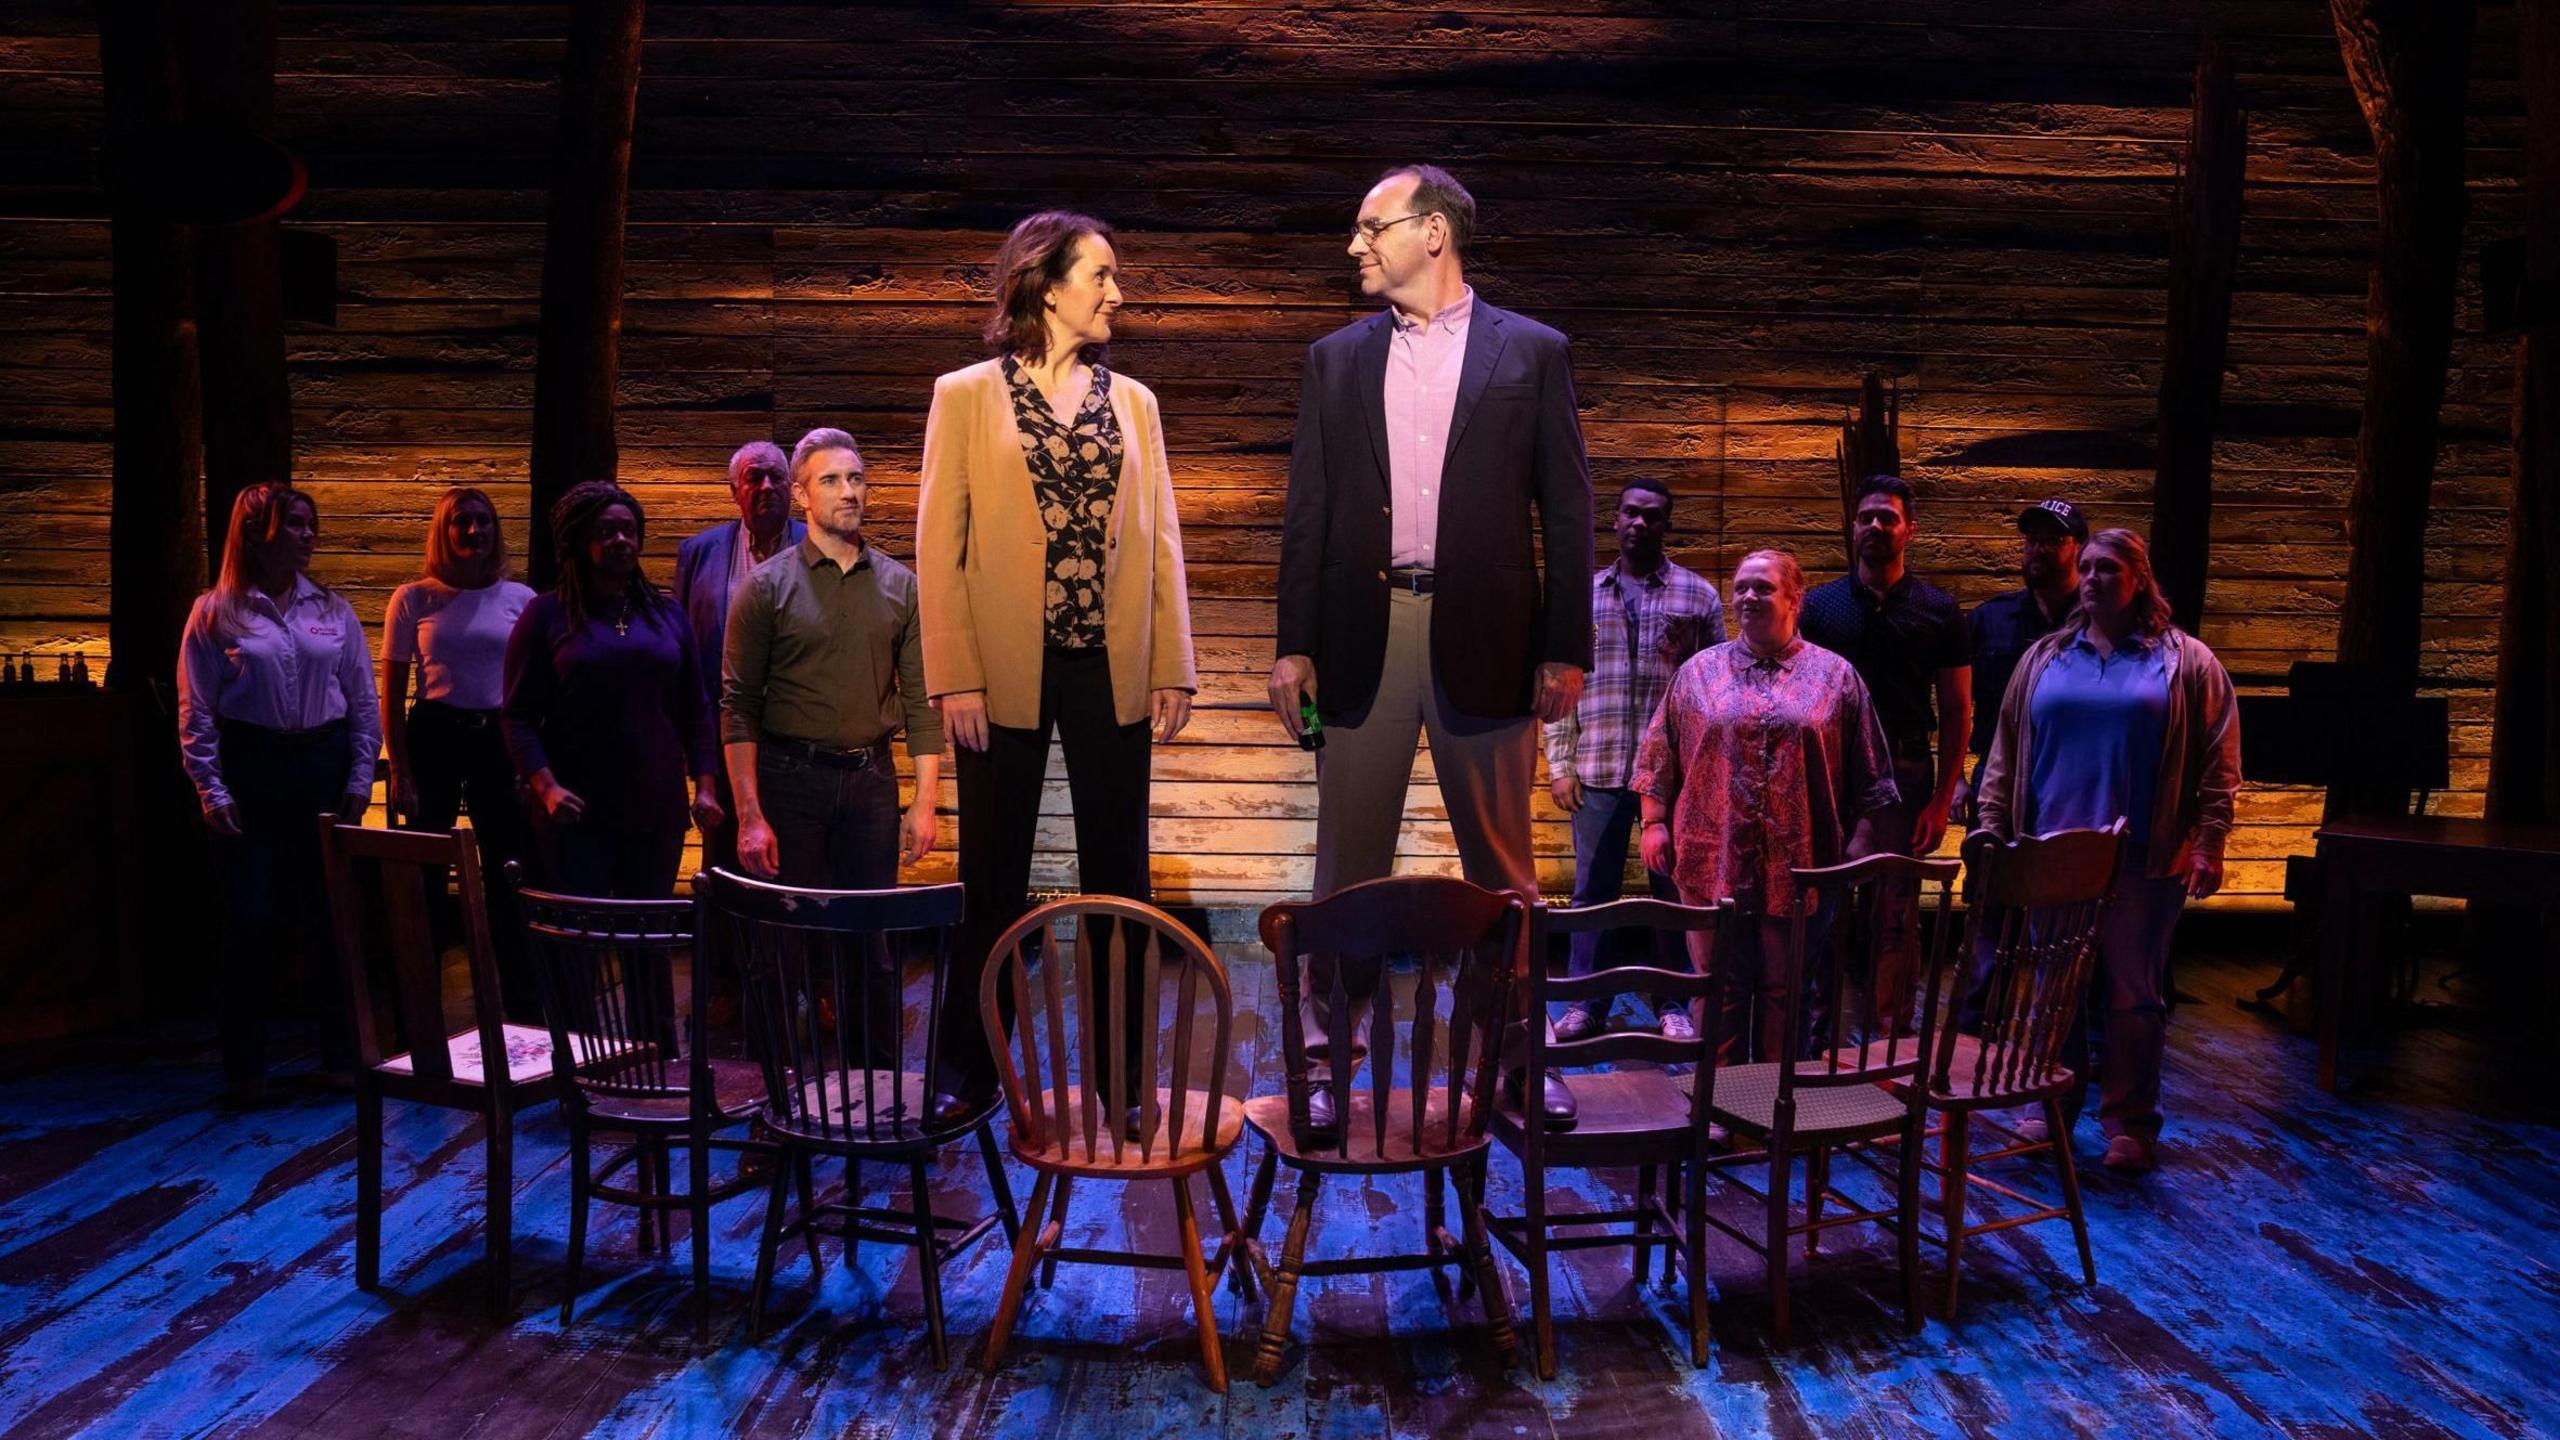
left=1974, top=527, right=2241, bottom=1175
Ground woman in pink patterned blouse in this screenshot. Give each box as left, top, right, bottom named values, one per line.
left=1634, top=549, right=1900, bottom=1062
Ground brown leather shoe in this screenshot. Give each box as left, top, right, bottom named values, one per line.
left=2101, top=1133, right=2157, bottom=1173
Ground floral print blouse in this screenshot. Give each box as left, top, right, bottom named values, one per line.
left=1003, top=353, right=1123, bottom=650
left=1631, top=637, right=1901, bottom=919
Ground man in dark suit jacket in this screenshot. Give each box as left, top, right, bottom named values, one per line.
left=676, top=440, right=807, bottom=874
left=1268, top=164, right=1593, bottom=1129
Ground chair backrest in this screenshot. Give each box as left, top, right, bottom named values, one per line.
left=512, top=869, right=695, bottom=1113
left=1261, top=875, right=1527, bottom=1164
left=318, top=818, right=502, bottom=1086
left=983, top=894, right=1233, bottom=1167
left=1778, top=854, right=1964, bottom=1101
left=701, top=868, right=967, bottom=1145
left=1525, top=896, right=1730, bottom=1144
left=1942, top=823, right=2126, bottom=1100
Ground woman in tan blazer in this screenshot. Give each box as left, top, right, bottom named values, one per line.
left=916, top=210, right=1197, bottom=1118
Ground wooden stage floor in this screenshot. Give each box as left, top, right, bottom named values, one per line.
left=1, top=950, right=2552, bottom=1439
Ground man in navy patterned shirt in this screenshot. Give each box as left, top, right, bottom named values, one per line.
left=1544, top=478, right=1724, bottom=1039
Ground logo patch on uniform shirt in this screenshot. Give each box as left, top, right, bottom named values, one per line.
left=306, top=624, right=340, bottom=638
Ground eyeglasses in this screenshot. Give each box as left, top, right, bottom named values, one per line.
left=1351, top=212, right=1431, bottom=243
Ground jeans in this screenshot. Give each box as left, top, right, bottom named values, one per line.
left=1563, top=784, right=1687, bottom=1014
left=406, top=701, right=537, bottom=1016
left=213, top=719, right=354, bottom=1088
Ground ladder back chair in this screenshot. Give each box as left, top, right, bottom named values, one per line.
left=702, top=870, right=1019, bottom=1366
left=1493, top=897, right=1731, bottom=1378
left=978, top=895, right=1247, bottom=1391
left=1244, top=875, right=1529, bottom=1385
left=320, top=818, right=551, bottom=1318
left=1920, top=824, right=2124, bottom=1319
left=515, top=871, right=769, bottom=1338
left=1698, top=853, right=1960, bottom=1345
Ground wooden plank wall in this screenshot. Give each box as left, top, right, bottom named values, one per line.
left=0, top=1, right=2525, bottom=910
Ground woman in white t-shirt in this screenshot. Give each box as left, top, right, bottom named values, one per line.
left=380, top=486, right=538, bottom=1005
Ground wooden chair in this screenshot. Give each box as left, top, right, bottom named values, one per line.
left=514, top=873, right=769, bottom=1338
left=1243, top=875, right=1529, bottom=1385
left=1491, top=897, right=1731, bottom=1379
left=1698, top=854, right=1960, bottom=1344
left=1914, top=824, right=2125, bottom=1319
left=701, top=869, right=1020, bottom=1365
left=978, top=895, right=1247, bottom=1389
left=320, top=818, right=554, bottom=1317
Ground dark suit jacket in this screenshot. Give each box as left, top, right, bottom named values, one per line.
left=674, top=518, right=807, bottom=724
left=1275, top=298, right=1594, bottom=723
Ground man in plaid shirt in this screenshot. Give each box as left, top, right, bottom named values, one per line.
left=1542, top=478, right=1725, bottom=1038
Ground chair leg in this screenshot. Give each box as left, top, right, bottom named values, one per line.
left=355, top=1087, right=383, bottom=1291
left=1252, top=1169, right=1322, bottom=1386
left=1523, top=1157, right=1556, bottom=1380
left=1941, top=1111, right=1974, bottom=1322
left=1764, top=1130, right=1790, bottom=1347
left=2046, top=1096, right=2097, bottom=1286
left=485, top=1108, right=514, bottom=1320
left=1457, top=1155, right=1521, bottom=1370
left=1170, top=1175, right=1227, bottom=1393
left=910, top=1159, right=950, bottom=1368
left=562, top=1121, right=592, bottom=1327
left=1660, top=1160, right=1682, bottom=1287
left=748, top=1154, right=790, bottom=1343
left=1203, top=1158, right=1255, bottom=1301
left=975, top=1119, right=1022, bottom=1243
left=636, top=1137, right=660, bottom=1255
left=689, top=1134, right=714, bottom=1342
left=1239, top=1145, right=1279, bottom=1294
left=1037, top=1175, right=1075, bottom=1289
left=1897, top=1114, right=1925, bottom=1334
left=1684, top=1151, right=1711, bottom=1367
left=982, top=1170, right=1055, bottom=1374
left=793, top=1152, right=825, bottom=1276
left=1805, top=1144, right=1829, bottom=1258
left=1634, top=1163, right=1658, bottom=1285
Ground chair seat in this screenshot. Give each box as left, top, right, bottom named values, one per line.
left=1244, top=1089, right=1486, bottom=1171
left=1016, top=1087, right=1245, bottom=1175
left=1490, top=1068, right=1696, bottom=1152
left=377, top=1022, right=578, bottom=1088
left=1709, top=1061, right=1909, bottom=1138
left=580, top=1055, right=767, bottom=1127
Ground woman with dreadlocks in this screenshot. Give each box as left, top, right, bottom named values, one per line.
left=501, top=479, right=722, bottom=898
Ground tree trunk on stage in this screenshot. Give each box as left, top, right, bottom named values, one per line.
left=2329, top=0, right=2476, bottom=684
left=102, top=0, right=205, bottom=699
left=176, top=0, right=290, bottom=571
left=2490, top=0, right=2560, bottom=826
left=528, top=0, right=645, bottom=590
left=1835, top=371, right=1899, bottom=564
left=2150, top=39, right=2246, bottom=633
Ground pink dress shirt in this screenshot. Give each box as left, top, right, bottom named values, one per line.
left=1383, top=287, right=1473, bottom=569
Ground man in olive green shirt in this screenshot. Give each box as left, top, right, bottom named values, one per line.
left=722, top=426, right=943, bottom=894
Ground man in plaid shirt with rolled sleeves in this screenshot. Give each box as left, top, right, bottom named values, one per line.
left=1542, top=478, right=1725, bottom=1039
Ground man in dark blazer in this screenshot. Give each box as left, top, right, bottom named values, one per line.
left=1268, top=164, right=1593, bottom=1129
left=676, top=440, right=806, bottom=875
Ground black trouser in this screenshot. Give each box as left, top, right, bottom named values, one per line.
left=214, top=718, right=353, bottom=1089
left=937, top=647, right=1151, bottom=1100
left=535, top=810, right=686, bottom=900
left=759, top=739, right=902, bottom=1065
left=406, top=700, right=537, bottom=1016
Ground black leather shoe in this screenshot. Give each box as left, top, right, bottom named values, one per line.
left=1303, top=1082, right=1339, bottom=1140
left=926, top=1090, right=984, bottom=1128
left=1505, top=1071, right=1579, bottom=1131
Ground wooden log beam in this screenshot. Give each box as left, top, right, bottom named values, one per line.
left=2330, top=0, right=2477, bottom=683
left=1834, top=370, right=1898, bottom=563
left=2150, top=39, right=2246, bottom=632
left=2490, top=0, right=2560, bottom=826
left=527, top=0, right=645, bottom=590
left=176, top=0, right=290, bottom=573
left=101, top=0, right=204, bottom=696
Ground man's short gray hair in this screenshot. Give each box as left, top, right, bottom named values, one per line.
left=790, top=427, right=863, bottom=478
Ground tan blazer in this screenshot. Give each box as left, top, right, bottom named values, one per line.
left=916, top=357, right=1197, bottom=730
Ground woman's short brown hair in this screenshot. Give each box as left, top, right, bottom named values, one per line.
left=983, top=210, right=1114, bottom=365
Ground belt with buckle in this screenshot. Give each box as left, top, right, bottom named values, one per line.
left=764, top=735, right=887, bottom=770
left=1387, top=567, right=1435, bottom=595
